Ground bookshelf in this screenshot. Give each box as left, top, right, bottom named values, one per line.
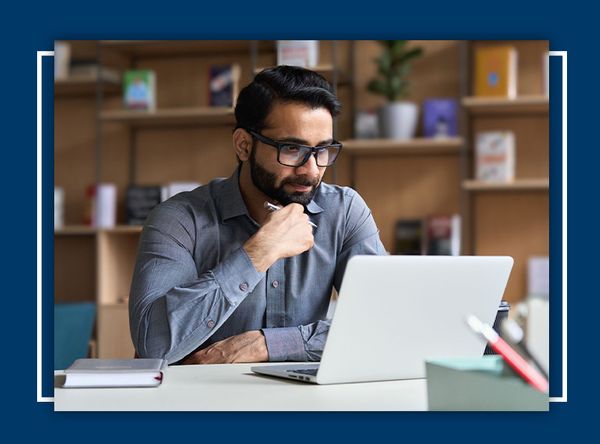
left=463, top=179, right=549, bottom=191
left=55, top=40, right=549, bottom=359
left=462, top=96, right=549, bottom=114
left=343, top=137, right=464, bottom=156
left=463, top=40, right=549, bottom=303
left=100, top=107, right=235, bottom=127
left=99, top=40, right=264, bottom=57
left=55, top=78, right=120, bottom=97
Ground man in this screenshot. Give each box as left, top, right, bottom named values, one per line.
left=129, top=65, right=385, bottom=365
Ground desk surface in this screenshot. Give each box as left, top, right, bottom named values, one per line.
left=54, top=363, right=428, bottom=411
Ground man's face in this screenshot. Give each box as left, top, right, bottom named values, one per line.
left=248, top=102, right=333, bottom=206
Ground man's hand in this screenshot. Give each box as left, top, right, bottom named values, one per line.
left=244, top=203, right=314, bottom=272
left=181, top=330, right=269, bottom=365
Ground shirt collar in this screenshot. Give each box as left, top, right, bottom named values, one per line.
left=218, top=168, right=250, bottom=222
left=217, top=167, right=325, bottom=221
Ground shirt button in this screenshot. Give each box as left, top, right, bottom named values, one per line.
left=239, top=282, right=249, bottom=292
left=271, top=280, right=279, bottom=288
left=207, top=320, right=215, bottom=328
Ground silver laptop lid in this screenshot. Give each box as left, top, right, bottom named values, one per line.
left=316, top=255, right=513, bottom=384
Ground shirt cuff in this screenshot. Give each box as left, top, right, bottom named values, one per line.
left=212, top=247, right=265, bottom=307
left=262, top=327, right=306, bottom=361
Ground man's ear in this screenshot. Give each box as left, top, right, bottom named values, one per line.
left=233, top=128, right=252, bottom=162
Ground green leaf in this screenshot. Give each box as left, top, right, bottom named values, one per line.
left=367, top=40, right=423, bottom=101
left=396, top=47, right=424, bottom=65
left=367, top=79, right=389, bottom=97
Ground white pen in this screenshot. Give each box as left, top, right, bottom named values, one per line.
left=264, top=201, right=317, bottom=228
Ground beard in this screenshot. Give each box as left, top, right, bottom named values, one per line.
left=249, top=147, right=320, bottom=206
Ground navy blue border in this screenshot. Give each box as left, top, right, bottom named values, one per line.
left=4, top=0, right=596, bottom=439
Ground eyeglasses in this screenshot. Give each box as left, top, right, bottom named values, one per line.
left=247, top=130, right=342, bottom=167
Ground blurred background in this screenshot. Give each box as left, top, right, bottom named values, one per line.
left=54, top=40, right=549, bottom=373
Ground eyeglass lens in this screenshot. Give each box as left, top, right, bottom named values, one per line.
left=279, top=145, right=339, bottom=167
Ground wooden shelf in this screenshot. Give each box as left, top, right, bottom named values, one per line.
left=55, top=225, right=143, bottom=235
left=100, top=40, right=273, bottom=57
left=342, top=137, right=464, bottom=156
left=463, top=178, right=549, bottom=191
left=55, top=78, right=120, bottom=97
left=103, top=225, right=144, bottom=234
left=462, top=96, right=549, bottom=114
left=55, top=225, right=97, bottom=236
left=100, top=107, right=235, bottom=127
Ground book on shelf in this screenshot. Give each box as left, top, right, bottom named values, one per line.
left=63, top=358, right=167, bottom=388
left=69, top=62, right=120, bottom=84
left=54, top=41, right=71, bottom=80
left=161, top=181, right=202, bottom=202
left=425, top=214, right=461, bottom=256
left=394, top=219, right=424, bottom=255
left=527, top=256, right=549, bottom=298
left=423, top=99, right=459, bottom=138
left=84, top=183, right=117, bottom=228
left=208, top=64, right=241, bottom=107
left=277, top=40, right=319, bottom=68
left=475, top=131, right=516, bottom=182
left=543, top=51, right=549, bottom=97
left=54, top=187, right=65, bottom=229
left=474, top=45, right=517, bottom=98
left=123, top=70, right=156, bottom=110
left=126, top=185, right=162, bottom=225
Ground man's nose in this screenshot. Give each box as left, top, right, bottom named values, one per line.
left=295, top=152, right=320, bottom=176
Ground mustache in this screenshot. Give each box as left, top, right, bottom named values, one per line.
left=280, top=176, right=320, bottom=188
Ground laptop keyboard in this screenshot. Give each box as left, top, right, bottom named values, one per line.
left=289, top=368, right=319, bottom=376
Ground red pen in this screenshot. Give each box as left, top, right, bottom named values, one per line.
left=466, top=315, right=549, bottom=393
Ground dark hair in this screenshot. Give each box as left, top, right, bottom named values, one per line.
left=234, top=65, right=341, bottom=132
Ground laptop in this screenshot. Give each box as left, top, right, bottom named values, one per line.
left=251, top=255, right=513, bottom=384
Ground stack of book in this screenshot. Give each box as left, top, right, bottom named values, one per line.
left=395, top=215, right=461, bottom=256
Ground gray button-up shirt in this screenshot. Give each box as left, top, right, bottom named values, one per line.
left=129, top=169, right=386, bottom=364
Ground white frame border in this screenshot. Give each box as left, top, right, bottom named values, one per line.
left=36, top=49, right=568, bottom=405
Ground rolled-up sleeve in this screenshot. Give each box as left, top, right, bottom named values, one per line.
left=262, top=319, right=331, bottom=362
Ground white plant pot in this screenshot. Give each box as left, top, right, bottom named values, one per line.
left=378, top=101, right=419, bottom=140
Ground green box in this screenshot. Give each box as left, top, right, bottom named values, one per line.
left=426, top=356, right=549, bottom=411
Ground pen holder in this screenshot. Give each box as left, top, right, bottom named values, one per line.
left=484, top=300, right=510, bottom=355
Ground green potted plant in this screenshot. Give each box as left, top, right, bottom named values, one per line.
left=367, top=40, right=423, bottom=139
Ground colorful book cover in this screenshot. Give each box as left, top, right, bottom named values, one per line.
left=475, top=131, right=516, bottom=182
left=277, top=40, right=319, bottom=67
left=425, top=214, right=461, bottom=256
left=208, top=64, right=240, bottom=107
left=474, top=45, right=517, bottom=98
left=123, top=70, right=156, bottom=110
left=423, top=99, right=458, bottom=138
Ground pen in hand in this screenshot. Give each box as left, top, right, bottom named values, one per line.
left=264, top=201, right=317, bottom=228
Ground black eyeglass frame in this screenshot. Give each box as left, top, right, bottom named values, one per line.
left=247, top=130, right=343, bottom=167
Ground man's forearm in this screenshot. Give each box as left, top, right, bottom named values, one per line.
left=131, top=246, right=264, bottom=364
left=262, top=319, right=331, bottom=362
left=181, top=330, right=268, bottom=364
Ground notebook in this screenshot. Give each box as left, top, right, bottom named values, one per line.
left=63, top=358, right=167, bottom=388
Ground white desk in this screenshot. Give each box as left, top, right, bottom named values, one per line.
left=54, top=363, right=428, bottom=411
